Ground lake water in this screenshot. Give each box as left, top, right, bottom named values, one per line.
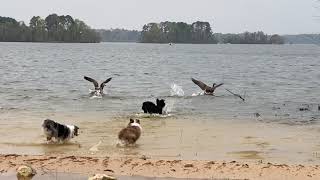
left=0, top=42, right=320, bottom=164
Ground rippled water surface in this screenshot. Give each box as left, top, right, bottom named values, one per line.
left=0, top=42, right=320, bottom=164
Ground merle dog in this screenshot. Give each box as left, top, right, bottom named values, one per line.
left=42, top=119, right=79, bottom=143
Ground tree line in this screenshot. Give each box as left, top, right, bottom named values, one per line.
left=140, top=21, right=216, bottom=43
left=215, top=32, right=284, bottom=44
left=139, top=21, right=284, bottom=44
left=0, top=15, right=285, bottom=44
left=0, top=14, right=100, bottom=43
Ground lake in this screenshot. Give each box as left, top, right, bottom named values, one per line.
left=0, top=42, right=320, bottom=164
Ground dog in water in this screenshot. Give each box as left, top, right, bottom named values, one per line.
left=42, top=119, right=79, bottom=143
left=142, top=99, right=166, bottom=114
left=118, top=119, right=142, bottom=145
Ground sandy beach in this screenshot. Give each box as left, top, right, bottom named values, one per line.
left=0, top=154, right=319, bottom=180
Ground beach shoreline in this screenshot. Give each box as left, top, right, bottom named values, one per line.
left=0, top=154, right=319, bottom=180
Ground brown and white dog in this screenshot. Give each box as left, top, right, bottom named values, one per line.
left=118, top=119, right=142, bottom=145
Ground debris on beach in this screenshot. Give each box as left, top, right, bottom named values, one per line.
left=184, top=163, right=194, bottom=168
left=88, top=174, right=117, bottom=180
left=89, top=141, right=102, bottom=152
left=16, top=165, right=36, bottom=180
left=139, top=155, right=150, bottom=160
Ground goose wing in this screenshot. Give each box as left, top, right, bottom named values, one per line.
left=84, top=76, right=99, bottom=89
left=191, top=78, right=211, bottom=91
left=213, top=83, right=224, bottom=89
left=100, top=77, right=112, bottom=90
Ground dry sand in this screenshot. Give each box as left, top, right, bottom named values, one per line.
left=0, top=154, right=319, bottom=180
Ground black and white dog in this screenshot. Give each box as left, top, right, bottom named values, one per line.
left=118, top=119, right=142, bottom=145
left=142, top=99, right=166, bottom=114
left=42, top=119, right=79, bottom=143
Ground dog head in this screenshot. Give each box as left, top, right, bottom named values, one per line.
left=128, top=119, right=142, bottom=130
left=66, top=125, right=80, bottom=138
left=42, top=119, right=56, bottom=135
left=156, top=99, right=166, bottom=108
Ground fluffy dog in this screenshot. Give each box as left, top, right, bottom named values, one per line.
left=118, top=119, right=142, bottom=145
left=142, top=99, right=166, bottom=114
left=42, top=119, right=79, bottom=143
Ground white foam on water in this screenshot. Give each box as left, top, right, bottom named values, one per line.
left=90, top=95, right=102, bottom=99
left=170, top=83, right=184, bottom=96
left=135, top=113, right=172, bottom=118
left=192, top=91, right=204, bottom=96
left=89, top=89, right=103, bottom=99
left=163, top=98, right=176, bottom=115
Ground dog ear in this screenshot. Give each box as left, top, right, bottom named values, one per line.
left=136, top=119, right=140, bottom=124
left=130, top=119, right=134, bottom=123
left=156, top=99, right=159, bottom=104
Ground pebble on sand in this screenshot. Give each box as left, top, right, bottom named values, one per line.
left=16, top=165, right=36, bottom=180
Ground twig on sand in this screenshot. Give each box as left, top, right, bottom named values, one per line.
left=225, top=88, right=245, bottom=101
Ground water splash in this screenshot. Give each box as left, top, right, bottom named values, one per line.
left=89, top=89, right=103, bottom=99
left=192, top=91, right=204, bottom=96
left=135, top=113, right=172, bottom=118
left=90, top=95, right=102, bottom=99
left=170, top=83, right=184, bottom=96
left=163, top=99, right=175, bottom=114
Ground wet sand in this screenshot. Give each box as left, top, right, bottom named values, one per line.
left=1, top=115, right=320, bottom=165
left=1, top=154, right=320, bottom=180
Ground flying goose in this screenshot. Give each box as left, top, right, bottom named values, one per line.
left=191, top=78, right=223, bottom=95
left=84, top=76, right=112, bottom=96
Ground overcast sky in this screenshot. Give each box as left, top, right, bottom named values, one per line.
left=1, top=0, right=319, bottom=34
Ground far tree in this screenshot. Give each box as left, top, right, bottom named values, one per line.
left=269, top=34, right=284, bottom=44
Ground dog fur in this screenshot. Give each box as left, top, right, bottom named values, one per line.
left=118, top=119, right=142, bottom=145
left=142, top=99, right=166, bottom=114
left=42, top=119, right=79, bottom=143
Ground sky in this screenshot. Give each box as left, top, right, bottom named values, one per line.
left=1, top=0, right=319, bottom=34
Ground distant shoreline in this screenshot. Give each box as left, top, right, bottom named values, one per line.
left=0, top=41, right=287, bottom=44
